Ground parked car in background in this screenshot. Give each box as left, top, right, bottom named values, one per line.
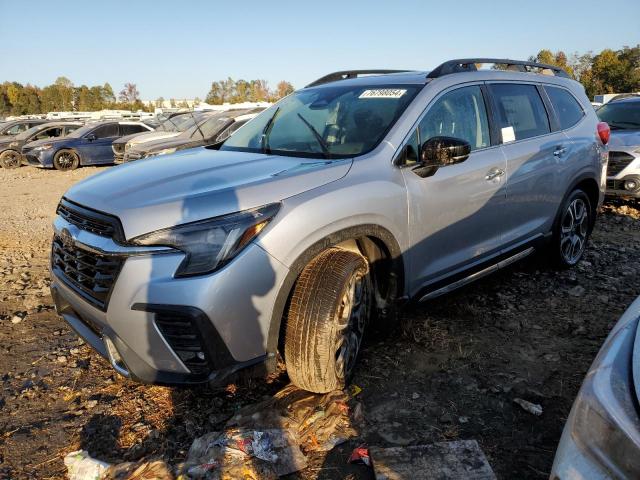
left=115, top=112, right=210, bottom=163
left=124, top=109, right=263, bottom=161
left=0, top=122, right=82, bottom=168
left=551, top=295, right=640, bottom=479
left=597, top=96, right=640, bottom=199
left=111, top=112, right=194, bottom=163
left=24, top=121, right=153, bottom=170
left=0, top=119, right=48, bottom=142
left=50, top=59, right=607, bottom=393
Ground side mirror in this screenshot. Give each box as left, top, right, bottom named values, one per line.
left=86, top=134, right=96, bottom=141
left=413, top=136, right=471, bottom=178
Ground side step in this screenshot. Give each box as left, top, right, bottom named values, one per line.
left=419, top=247, right=535, bottom=302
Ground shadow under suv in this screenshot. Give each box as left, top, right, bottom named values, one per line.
left=50, top=58, right=609, bottom=393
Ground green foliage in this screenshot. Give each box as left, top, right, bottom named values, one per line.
left=205, top=78, right=295, bottom=104
left=0, top=79, right=151, bottom=116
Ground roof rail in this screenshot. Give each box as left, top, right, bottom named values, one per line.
left=306, top=69, right=414, bottom=88
left=427, top=58, right=570, bottom=79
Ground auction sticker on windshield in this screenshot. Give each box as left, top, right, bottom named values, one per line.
left=359, top=89, right=407, bottom=99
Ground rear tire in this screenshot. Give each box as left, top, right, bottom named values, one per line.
left=0, top=150, right=22, bottom=169
left=53, top=149, right=79, bottom=171
left=284, top=248, right=372, bottom=393
left=551, top=189, right=592, bottom=268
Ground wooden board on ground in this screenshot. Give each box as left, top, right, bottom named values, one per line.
left=370, top=440, right=496, bottom=480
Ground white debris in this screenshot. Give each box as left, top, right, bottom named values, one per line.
left=64, top=450, right=111, bottom=480
left=513, top=398, right=543, bottom=416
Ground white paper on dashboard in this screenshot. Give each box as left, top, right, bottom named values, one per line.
left=501, top=126, right=516, bottom=143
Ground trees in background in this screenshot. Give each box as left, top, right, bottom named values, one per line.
left=0, top=79, right=151, bottom=116
left=530, top=45, right=640, bottom=99
left=205, top=78, right=294, bottom=105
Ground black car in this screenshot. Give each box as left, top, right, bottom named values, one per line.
left=0, top=119, right=48, bottom=142
left=123, top=109, right=262, bottom=162
left=0, top=121, right=82, bottom=168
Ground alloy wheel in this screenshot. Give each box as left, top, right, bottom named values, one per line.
left=560, top=198, right=588, bottom=265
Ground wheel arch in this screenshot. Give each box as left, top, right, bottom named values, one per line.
left=556, top=173, right=600, bottom=234
left=54, top=147, right=82, bottom=167
left=265, top=224, right=404, bottom=370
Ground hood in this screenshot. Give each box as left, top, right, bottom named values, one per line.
left=609, top=130, right=640, bottom=150
left=113, top=132, right=146, bottom=146
left=128, top=131, right=181, bottom=146
left=23, top=136, right=69, bottom=150
left=0, top=134, right=15, bottom=142
left=64, top=148, right=352, bottom=239
left=137, top=136, right=201, bottom=155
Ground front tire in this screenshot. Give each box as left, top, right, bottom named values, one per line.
left=53, top=149, right=79, bottom=171
left=284, top=248, right=372, bottom=393
left=0, top=150, right=22, bottom=169
left=552, top=189, right=592, bottom=268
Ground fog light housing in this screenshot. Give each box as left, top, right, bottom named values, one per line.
left=624, top=179, right=639, bottom=191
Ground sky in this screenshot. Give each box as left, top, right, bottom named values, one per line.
left=1, top=0, right=639, bottom=100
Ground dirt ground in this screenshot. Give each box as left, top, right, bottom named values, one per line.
left=1, top=166, right=639, bottom=479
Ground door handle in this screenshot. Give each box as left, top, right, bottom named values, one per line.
left=553, top=147, right=567, bottom=157
left=485, top=168, right=505, bottom=181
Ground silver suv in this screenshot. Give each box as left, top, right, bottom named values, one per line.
left=50, top=58, right=609, bottom=393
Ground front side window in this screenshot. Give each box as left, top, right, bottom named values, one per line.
left=120, top=124, right=148, bottom=135
left=4, top=123, right=28, bottom=135
left=418, top=85, right=490, bottom=152
left=221, top=84, right=421, bottom=158
left=34, top=127, right=62, bottom=140
left=545, top=86, right=584, bottom=130
left=491, top=84, right=550, bottom=141
left=597, top=101, right=640, bottom=130
left=92, top=124, right=119, bottom=139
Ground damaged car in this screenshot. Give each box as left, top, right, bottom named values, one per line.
left=24, top=121, right=153, bottom=170
left=0, top=118, right=48, bottom=142
left=50, top=59, right=607, bottom=393
left=123, top=109, right=263, bottom=161
left=597, top=95, right=640, bottom=199
left=0, top=121, right=82, bottom=168
left=551, top=295, right=640, bottom=479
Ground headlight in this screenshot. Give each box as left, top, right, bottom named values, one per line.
left=34, top=144, right=53, bottom=151
left=130, top=203, right=279, bottom=277
left=9, top=141, right=18, bottom=148
left=153, top=147, right=177, bottom=156
left=568, top=317, right=640, bottom=477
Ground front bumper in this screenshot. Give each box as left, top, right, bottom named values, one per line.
left=23, top=149, right=53, bottom=168
left=551, top=304, right=640, bottom=479
left=50, top=214, right=289, bottom=385
left=606, top=176, right=640, bottom=198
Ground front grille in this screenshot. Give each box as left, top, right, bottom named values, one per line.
left=154, top=314, right=210, bottom=375
left=607, top=151, right=635, bottom=176
left=56, top=200, right=123, bottom=240
left=52, top=237, right=123, bottom=311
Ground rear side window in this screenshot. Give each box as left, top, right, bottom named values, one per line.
left=92, top=124, right=119, bottom=138
left=120, top=124, right=148, bottom=135
left=545, top=86, right=584, bottom=130
left=490, top=84, right=550, bottom=141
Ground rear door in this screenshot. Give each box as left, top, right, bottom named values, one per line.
left=488, top=82, right=563, bottom=246
left=77, top=123, right=119, bottom=164
left=401, top=84, right=507, bottom=292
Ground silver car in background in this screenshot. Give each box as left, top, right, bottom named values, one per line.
left=50, top=58, right=608, bottom=393
left=551, top=296, right=640, bottom=479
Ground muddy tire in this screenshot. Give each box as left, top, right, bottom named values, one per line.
left=551, top=189, right=592, bottom=268
left=53, top=149, right=79, bottom=171
left=284, top=248, right=372, bottom=393
left=0, top=150, right=22, bottom=169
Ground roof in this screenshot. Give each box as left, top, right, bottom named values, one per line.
left=609, top=95, right=640, bottom=104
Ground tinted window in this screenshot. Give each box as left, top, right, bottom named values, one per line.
left=546, top=86, right=584, bottom=130
left=597, top=101, right=640, bottom=130
left=34, top=127, right=62, bottom=140
left=418, top=85, right=490, bottom=151
left=491, top=84, right=550, bottom=141
left=120, top=124, right=148, bottom=135
left=92, top=124, right=119, bottom=138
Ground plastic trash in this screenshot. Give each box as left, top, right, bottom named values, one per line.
left=513, top=398, right=543, bottom=416
left=64, top=450, right=111, bottom=480
left=348, top=444, right=370, bottom=466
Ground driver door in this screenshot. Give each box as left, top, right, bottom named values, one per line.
left=401, top=84, right=508, bottom=294
left=79, top=123, right=119, bottom=164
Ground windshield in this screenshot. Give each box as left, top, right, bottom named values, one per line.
left=221, top=84, right=420, bottom=158
left=157, top=113, right=204, bottom=132
left=597, top=101, right=640, bottom=130
left=15, top=124, right=48, bottom=140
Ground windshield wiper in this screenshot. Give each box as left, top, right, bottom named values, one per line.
left=261, top=107, right=280, bottom=154
left=296, top=113, right=331, bottom=158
